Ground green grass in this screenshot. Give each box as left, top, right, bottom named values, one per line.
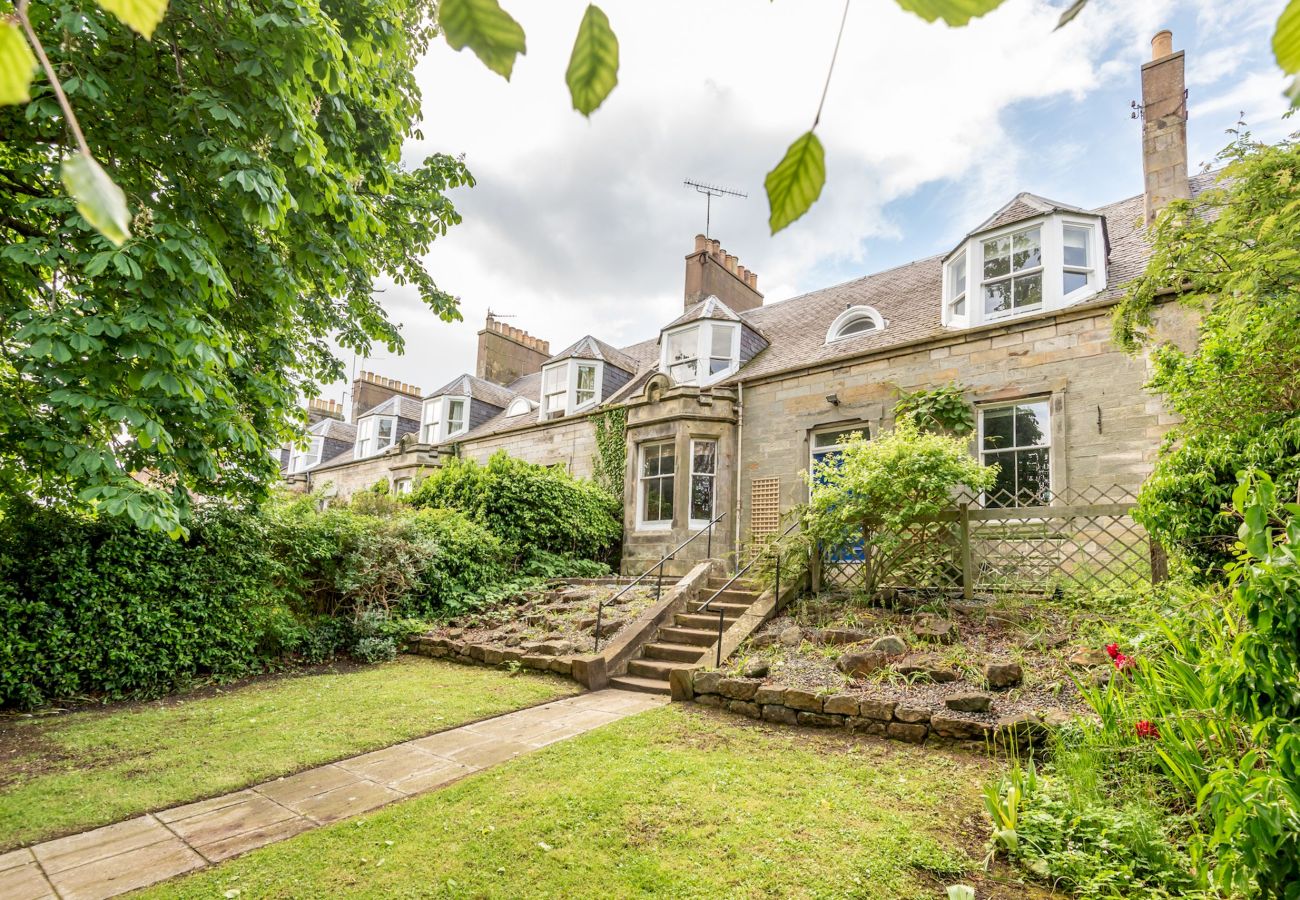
left=0, top=657, right=578, bottom=849
left=142, top=705, right=1049, bottom=899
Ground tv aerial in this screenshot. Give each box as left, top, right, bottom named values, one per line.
left=683, top=180, right=747, bottom=239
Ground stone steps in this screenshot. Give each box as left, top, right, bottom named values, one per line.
left=643, top=641, right=705, bottom=663
left=685, top=600, right=750, bottom=616
left=627, top=657, right=692, bottom=680
left=608, top=674, right=673, bottom=695
left=657, top=625, right=718, bottom=647
left=674, top=612, right=741, bottom=630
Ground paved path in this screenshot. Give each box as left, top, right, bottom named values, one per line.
left=0, top=689, right=666, bottom=900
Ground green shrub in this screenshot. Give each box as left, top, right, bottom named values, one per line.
left=408, top=452, right=621, bottom=563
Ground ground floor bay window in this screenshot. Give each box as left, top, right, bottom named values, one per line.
left=638, top=441, right=675, bottom=529
left=978, top=400, right=1051, bottom=507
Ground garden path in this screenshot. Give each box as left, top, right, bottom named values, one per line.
left=0, top=689, right=666, bottom=900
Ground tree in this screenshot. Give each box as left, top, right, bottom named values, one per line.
left=0, top=0, right=472, bottom=535
left=1113, top=130, right=1300, bottom=573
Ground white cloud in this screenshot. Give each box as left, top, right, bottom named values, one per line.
left=323, top=0, right=1290, bottom=410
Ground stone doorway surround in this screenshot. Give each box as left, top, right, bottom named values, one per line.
left=0, top=689, right=666, bottom=900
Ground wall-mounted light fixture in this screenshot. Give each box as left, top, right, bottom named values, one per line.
left=825, top=393, right=840, bottom=406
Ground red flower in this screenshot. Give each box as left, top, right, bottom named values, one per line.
left=1135, top=720, right=1159, bottom=740
left=1113, top=652, right=1136, bottom=672
left=1105, top=642, right=1120, bottom=660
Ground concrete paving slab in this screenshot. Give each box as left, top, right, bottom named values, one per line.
left=408, top=727, right=499, bottom=759
left=163, top=792, right=297, bottom=849
left=32, top=816, right=167, bottom=875
left=449, top=739, right=534, bottom=769
left=155, top=789, right=255, bottom=825
left=254, top=764, right=360, bottom=807
left=0, top=850, right=54, bottom=900
left=335, top=744, right=443, bottom=783
left=282, top=779, right=403, bottom=825
left=192, top=816, right=314, bottom=864
left=387, top=760, right=473, bottom=795
left=45, top=831, right=203, bottom=900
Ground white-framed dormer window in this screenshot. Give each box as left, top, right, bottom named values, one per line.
left=825, top=306, right=885, bottom=344
left=420, top=396, right=469, bottom=443
left=289, top=435, right=323, bottom=473
left=355, top=415, right=396, bottom=459
left=540, top=359, right=606, bottom=421
left=638, top=440, right=675, bottom=529
left=943, top=214, right=1106, bottom=329
left=506, top=396, right=534, bottom=417
left=660, top=322, right=740, bottom=386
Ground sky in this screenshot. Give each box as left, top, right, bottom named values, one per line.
left=327, top=0, right=1293, bottom=409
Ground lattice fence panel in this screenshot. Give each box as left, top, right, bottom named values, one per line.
left=750, top=477, right=781, bottom=538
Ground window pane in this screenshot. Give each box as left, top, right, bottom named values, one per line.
left=690, top=474, right=713, bottom=520
left=1063, top=270, right=1088, bottom=294
left=378, top=418, right=393, bottom=440
left=709, top=326, right=731, bottom=358
left=576, top=365, right=596, bottom=392
left=1013, top=401, right=1050, bottom=447
left=1013, top=273, right=1042, bottom=308
left=692, top=441, right=716, bottom=475
left=670, top=360, right=698, bottom=382
left=984, top=450, right=1016, bottom=507
left=814, top=427, right=867, bottom=449
left=448, top=400, right=465, bottom=430
left=953, top=295, right=966, bottom=316
left=642, top=448, right=659, bottom=477
left=709, top=357, right=731, bottom=374
left=544, top=366, right=564, bottom=391
left=982, top=236, right=1010, bottom=278
left=643, top=478, right=661, bottom=520
left=984, top=280, right=1011, bottom=314
left=657, top=443, right=676, bottom=474
left=1017, top=448, right=1051, bottom=505
left=837, top=315, right=875, bottom=337
left=668, top=329, right=696, bottom=362
left=1011, top=227, right=1041, bottom=271
left=981, top=406, right=1014, bottom=451
left=1063, top=225, right=1090, bottom=268
left=951, top=253, right=966, bottom=294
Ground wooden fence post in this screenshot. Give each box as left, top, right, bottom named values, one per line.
left=811, top=543, right=823, bottom=594
left=1150, top=539, right=1169, bottom=585
left=959, top=502, right=973, bottom=601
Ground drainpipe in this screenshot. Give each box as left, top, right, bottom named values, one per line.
left=733, top=382, right=744, bottom=564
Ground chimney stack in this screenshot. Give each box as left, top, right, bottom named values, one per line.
left=476, top=313, right=551, bottom=387
left=350, top=371, right=422, bottom=422
left=1140, top=30, right=1190, bottom=223
left=683, top=234, right=764, bottom=313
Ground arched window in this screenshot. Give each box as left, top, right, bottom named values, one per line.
left=825, top=306, right=885, bottom=344
left=506, top=397, right=534, bottom=417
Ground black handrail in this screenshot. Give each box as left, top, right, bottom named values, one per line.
left=593, top=511, right=727, bottom=652
left=698, top=519, right=802, bottom=667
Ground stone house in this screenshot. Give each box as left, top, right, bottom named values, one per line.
left=286, top=32, right=1199, bottom=573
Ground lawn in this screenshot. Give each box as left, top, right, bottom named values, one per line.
left=142, top=704, right=1053, bottom=899
left=0, top=657, right=578, bottom=850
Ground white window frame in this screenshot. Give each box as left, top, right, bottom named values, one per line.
left=354, top=415, right=396, bottom=459
left=290, top=435, right=323, bottom=473
left=808, top=424, right=869, bottom=484
left=1062, top=222, right=1095, bottom=298
left=421, top=395, right=470, bottom=443
left=637, top=440, right=676, bottom=531
left=444, top=397, right=468, bottom=439
left=393, top=477, right=413, bottom=495
left=942, top=213, right=1106, bottom=329
left=980, top=223, right=1044, bottom=321
left=420, top=398, right=439, bottom=444
left=824, top=306, right=885, bottom=344
left=506, top=396, right=534, bottom=417
left=539, top=359, right=606, bottom=421
left=946, top=251, right=967, bottom=319
left=977, top=399, right=1053, bottom=508
left=688, top=439, right=718, bottom=527
left=659, top=322, right=740, bottom=386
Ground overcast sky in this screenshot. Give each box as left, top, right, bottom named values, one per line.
left=329, top=0, right=1292, bottom=408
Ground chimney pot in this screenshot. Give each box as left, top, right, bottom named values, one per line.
left=749, top=272, right=759, bottom=290
left=724, top=254, right=737, bottom=274
left=694, top=234, right=708, bottom=252
left=1151, top=29, right=1173, bottom=60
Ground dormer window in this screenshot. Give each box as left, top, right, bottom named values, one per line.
left=419, top=395, right=469, bottom=444
left=355, top=415, right=395, bottom=459
left=506, top=397, right=534, bottom=417
left=289, top=435, right=323, bottom=473
left=943, top=213, right=1105, bottom=329
left=539, top=359, right=605, bottom=421
left=825, top=306, right=885, bottom=344
left=660, top=322, right=739, bottom=386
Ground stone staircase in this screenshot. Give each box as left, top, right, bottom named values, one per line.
left=609, top=576, right=760, bottom=695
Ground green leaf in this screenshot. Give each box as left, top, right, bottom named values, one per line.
left=61, top=153, right=131, bottom=247
left=893, top=0, right=1009, bottom=27
left=0, top=20, right=36, bottom=106
left=438, top=0, right=527, bottom=80
left=765, top=131, right=825, bottom=235
left=1276, top=0, right=1300, bottom=107
left=565, top=5, right=618, bottom=117
left=1054, top=0, right=1088, bottom=30
left=95, top=0, right=169, bottom=39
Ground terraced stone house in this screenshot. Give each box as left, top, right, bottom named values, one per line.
left=286, top=32, right=1199, bottom=575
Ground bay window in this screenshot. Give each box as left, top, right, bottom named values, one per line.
left=661, top=322, right=740, bottom=385
left=943, top=214, right=1105, bottom=328
left=979, top=400, right=1052, bottom=508
left=421, top=396, right=469, bottom=443
left=355, top=415, right=396, bottom=458
left=689, top=439, right=717, bottom=524
left=539, top=359, right=606, bottom=421
left=638, top=441, right=675, bottom=528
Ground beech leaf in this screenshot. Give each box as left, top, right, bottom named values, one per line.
left=565, top=5, right=619, bottom=117
left=0, top=21, right=36, bottom=106
left=62, top=153, right=131, bottom=247
left=893, top=0, right=1009, bottom=27
left=438, top=0, right=527, bottom=81
left=765, top=131, right=826, bottom=235
left=95, top=0, right=169, bottom=39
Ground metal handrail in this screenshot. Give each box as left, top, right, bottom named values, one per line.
left=593, top=511, right=727, bottom=652
left=698, top=519, right=802, bottom=666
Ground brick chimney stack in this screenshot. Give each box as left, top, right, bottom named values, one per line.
left=1141, top=30, right=1190, bottom=223
left=350, top=371, right=422, bottom=422
left=683, top=234, right=763, bottom=313
left=306, top=397, right=344, bottom=424
left=476, top=314, right=551, bottom=387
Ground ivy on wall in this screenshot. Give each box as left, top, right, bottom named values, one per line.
left=591, top=407, right=628, bottom=501
left=893, top=384, right=975, bottom=437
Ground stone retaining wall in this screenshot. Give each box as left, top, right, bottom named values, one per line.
left=684, top=672, right=1056, bottom=750
left=407, top=636, right=585, bottom=681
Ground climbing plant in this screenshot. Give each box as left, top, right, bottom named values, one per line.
left=591, top=406, right=628, bottom=501
left=893, top=384, right=975, bottom=437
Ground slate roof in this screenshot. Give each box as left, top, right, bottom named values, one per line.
left=357, top=393, right=423, bottom=421
left=311, top=417, right=357, bottom=442
left=426, top=373, right=516, bottom=409
left=453, top=170, right=1220, bottom=439
left=545, top=335, right=639, bottom=373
